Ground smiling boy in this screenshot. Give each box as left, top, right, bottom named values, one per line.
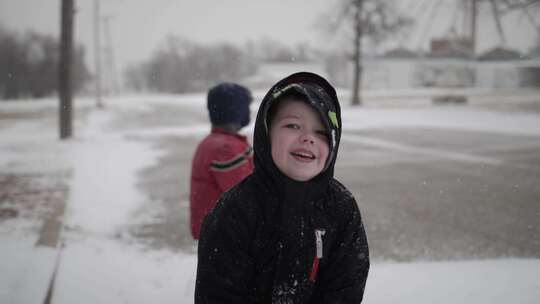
left=269, top=98, right=329, bottom=182
left=195, top=72, right=370, bottom=303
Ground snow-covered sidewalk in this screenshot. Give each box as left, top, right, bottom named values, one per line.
left=0, top=98, right=198, bottom=303
left=51, top=105, right=193, bottom=302
left=1, top=95, right=540, bottom=303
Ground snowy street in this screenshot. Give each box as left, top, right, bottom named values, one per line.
left=1, top=91, right=540, bottom=303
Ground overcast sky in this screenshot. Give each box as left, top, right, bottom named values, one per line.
left=0, top=0, right=537, bottom=73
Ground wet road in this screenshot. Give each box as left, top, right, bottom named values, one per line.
left=124, top=101, right=540, bottom=262
left=338, top=128, right=540, bottom=261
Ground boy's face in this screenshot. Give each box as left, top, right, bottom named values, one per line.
left=269, top=99, right=329, bottom=181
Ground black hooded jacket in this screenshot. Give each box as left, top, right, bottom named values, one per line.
left=195, top=72, right=370, bottom=304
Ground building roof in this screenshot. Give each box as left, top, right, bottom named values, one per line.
left=478, top=47, right=523, bottom=61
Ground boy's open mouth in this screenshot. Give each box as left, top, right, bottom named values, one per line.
left=290, top=150, right=315, bottom=160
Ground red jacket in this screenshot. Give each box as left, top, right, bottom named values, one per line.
left=190, top=128, right=253, bottom=239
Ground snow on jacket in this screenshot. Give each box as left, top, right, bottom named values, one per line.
left=195, top=72, right=370, bottom=303
left=189, top=127, right=253, bottom=240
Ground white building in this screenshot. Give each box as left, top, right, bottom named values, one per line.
left=325, top=48, right=540, bottom=90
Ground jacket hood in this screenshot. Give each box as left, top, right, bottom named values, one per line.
left=252, top=72, right=342, bottom=202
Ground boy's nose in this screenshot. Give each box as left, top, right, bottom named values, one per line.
left=301, top=135, right=315, bottom=144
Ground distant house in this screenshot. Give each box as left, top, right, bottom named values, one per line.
left=528, top=45, right=540, bottom=59
left=427, top=37, right=474, bottom=59
left=322, top=38, right=540, bottom=90
left=383, top=47, right=419, bottom=59
left=478, top=47, right=523, bottom=61
left=475, top=46, right=534, bottom=88
left=522, top=46, right=540, bottom=87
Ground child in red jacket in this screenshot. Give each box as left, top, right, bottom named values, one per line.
left=189, top=83, right=254, bottom=240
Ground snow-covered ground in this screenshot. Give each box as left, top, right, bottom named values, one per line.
left=1, top=92, right=540, bottom=303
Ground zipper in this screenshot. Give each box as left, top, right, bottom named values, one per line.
left=315, top=229, right=325, bottom=258
left=309, top=229, right=325, bottom=282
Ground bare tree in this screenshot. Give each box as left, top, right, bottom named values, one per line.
left=463, top=0, right=540, bottom=52
left=493, top=0, right=540, bottom=35
left=59, top=0, right=75, bottom=139
left=496, top=0, right=540, bottom=11
left=327, top=0, right=412, bottom=106
left=124, top=37, right=257, bottom=93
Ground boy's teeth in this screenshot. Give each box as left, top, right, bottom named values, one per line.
left=292, top=152, right=314, bottom=158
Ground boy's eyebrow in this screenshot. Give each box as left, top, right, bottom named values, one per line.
left=277, top=114, right=301, bottom=120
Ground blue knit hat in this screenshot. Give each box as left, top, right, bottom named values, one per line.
left=207, top=83, right=252, bottom=127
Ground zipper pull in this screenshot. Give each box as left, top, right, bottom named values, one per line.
left=315, top=229, right=326, bottom=259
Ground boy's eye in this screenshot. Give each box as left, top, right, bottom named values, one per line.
left=284, top=123, right=300, bottom=129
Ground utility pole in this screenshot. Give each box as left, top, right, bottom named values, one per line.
left=102, top=15, right=118, bottom=95
left=59, top=0, right=74, bottom=139
left=94, top=0, right=103, bottom=108
left=351, top=0, right=363, bottom=106
left=462, top=0, right=470, bottom=42
left=470, top=0, right=477, bottom=56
